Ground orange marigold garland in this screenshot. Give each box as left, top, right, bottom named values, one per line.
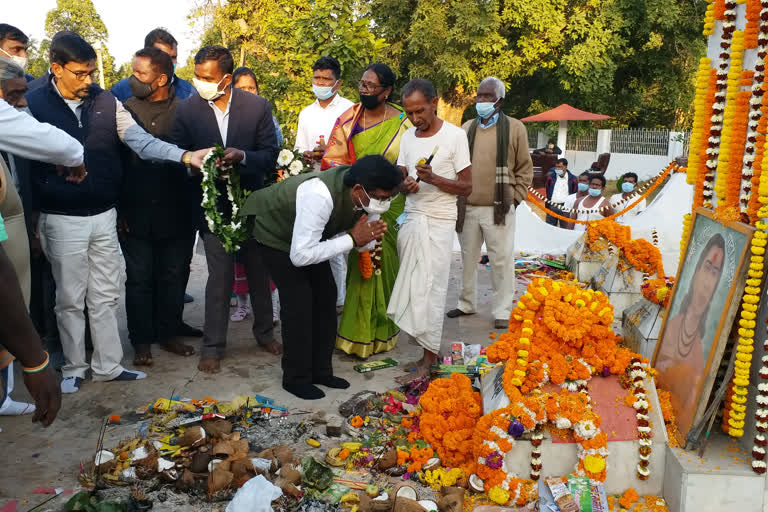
left=418, top=373, right=483, bottom=475
left=358, top=251, right=373, bottom=279
left=745, top=0, right=761, bottom=48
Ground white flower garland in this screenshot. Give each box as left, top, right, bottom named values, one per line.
left=200, top=146, right=251, bottom=253
left=628, top=358, right=652, bottom=480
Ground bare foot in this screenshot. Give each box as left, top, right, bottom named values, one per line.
left=260, top=339, right=283, bottom=355
left=161, top=341, right=195, bottom=356
left=395, top=366, right=430, bottom=385
left=198, top=358, right=221, bottom=374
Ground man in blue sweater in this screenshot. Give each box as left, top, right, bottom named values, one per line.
left=111, top=28, right=195, bottom=102
left=26, top=34, right=209, bottom=394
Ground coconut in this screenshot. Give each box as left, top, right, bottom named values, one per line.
left=207, top=466, right=233, bottom=495
left=418, top=500, right=438, bottom=512
left=468, top=474, right=485, bottom=493
left=378, top=448, right=398, bottom=469
left=394, top=483, right=418, bottom=500
left=279, top=465, right=302, bottom=484
left=190, top=451, right=213, bottom=474
left=437, top=494, right=462, bottom=512
left=394, top=498, right=427, bottom=512
left=423, top=457, right=441, bottom=471
left=178, top=426, right=207, bottom=448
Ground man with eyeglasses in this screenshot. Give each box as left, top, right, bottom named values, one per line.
left=24, top=34, right=210, bottom=394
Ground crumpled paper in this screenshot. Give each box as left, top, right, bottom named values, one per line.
left=225, top=474, right=282, bottom=512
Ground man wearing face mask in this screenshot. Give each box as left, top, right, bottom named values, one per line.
left=24, top=34, right=210, bottom=394
left=111, top=28, right=196, bottom=102
left=0, top=25, right=34, bottom=82
left=544, top=158, right=577, bottom=227
left=295, top=56, right=353, bottom=167
left=448, top=77, right=532, bottom=330
left=119, top=47, right=196, bottom=367
left=171, top=45, right=281, bottom=374
left=242, top=154, right=402, bottom=399
left=610, top=172, right=646, bottom=224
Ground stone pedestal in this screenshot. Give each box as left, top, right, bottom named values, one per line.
left=622, top=298, right=666, bottom=360
left=663, top=433, right=765, bottom=512
left=592, top=254, right=646, bottom=318
left=566, top=233, right=608, bottom=283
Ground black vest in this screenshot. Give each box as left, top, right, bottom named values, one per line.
left=26, top=78, right=122, bottom=216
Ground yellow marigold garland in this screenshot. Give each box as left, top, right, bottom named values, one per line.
left=687, top=59, right=715, bottom=187
left=715, top=30, right=745, bottom=206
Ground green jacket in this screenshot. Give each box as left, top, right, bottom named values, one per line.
left=241, top=165, right=359, bottom=253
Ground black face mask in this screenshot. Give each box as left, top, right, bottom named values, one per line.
left=129, top=75, right=156, bottom=99
left=359, top=92, right=383, bottom=110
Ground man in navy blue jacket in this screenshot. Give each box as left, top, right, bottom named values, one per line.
left=544, top=157, right=577, bottom=227
left=111, top=28, right=195, bottom=102
left=25, top=34, right=209, bottom=394
left=171, top=45, right=280, bottom=375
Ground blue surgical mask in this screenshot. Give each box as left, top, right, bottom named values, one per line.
left=621, top=182, right=635, bottom=193
left=578, top=182, right=589, bottom=192
left=588, top=188, right=602, bottom=197
left=313, top=81, right=338, bottom=101
left=476, top=102, right=496, bottom=119
left=173, top=63, right=177, bottom=75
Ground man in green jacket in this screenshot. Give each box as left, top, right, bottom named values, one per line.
left=242, top=154, right=403, bottom=400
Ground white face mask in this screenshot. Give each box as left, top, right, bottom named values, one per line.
left=0, top=48, right=27, bottom=70
left=193, top=75, right=227, bottom=101
left=359, top=187, right=392, bottom=215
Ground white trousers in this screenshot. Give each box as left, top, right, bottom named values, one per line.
left=39, top=208, right=125, bottom=380
left=457, top=205, right=516, bottom=320
left=329, top=252, right=347, bottom=306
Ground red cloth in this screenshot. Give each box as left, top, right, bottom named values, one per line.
left=232, top=263, right=249, bottom=296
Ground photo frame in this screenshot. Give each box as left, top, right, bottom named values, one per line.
left=652, top=207, right=754, bottom=446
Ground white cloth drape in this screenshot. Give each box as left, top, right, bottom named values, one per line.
left=388, top=213, right=455, bottom=354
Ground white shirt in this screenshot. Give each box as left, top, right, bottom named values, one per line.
left=0, top=101, right=83, bottom=167
left=610, top=193, right=646, bottom=224
left=294, top=94, right=354, bottom=153
left=564, top=192, right=580, bottom=212
left=50, top=81, right=185, bottom=163
left=397, top=121, right=472, bottom=220
left=289, top=178, right=375, bottom=267
left=551, top=173, right=569, bottom=203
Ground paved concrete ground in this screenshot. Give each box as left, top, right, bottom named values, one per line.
left=0, top=249, right=512, bottom=508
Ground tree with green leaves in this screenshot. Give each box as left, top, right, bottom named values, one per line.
left=42, top=0, right=120, bottom=89
left=370, top=0, right=705, bottom=129
left=201, top=0, right=384, bottom=145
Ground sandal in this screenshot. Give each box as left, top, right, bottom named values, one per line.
left=133, top=345, right=154, bottom=366
left=161, top=341, right=195, bottom=357
left=231, top=304, right=250, bottom=322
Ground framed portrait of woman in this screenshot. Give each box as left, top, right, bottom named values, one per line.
left=653, top=207, right=754, bottom=445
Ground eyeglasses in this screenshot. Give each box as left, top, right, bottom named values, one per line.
left=358, top=80, right=384, bottom=93
left=63, top=66, right=100, bottom=82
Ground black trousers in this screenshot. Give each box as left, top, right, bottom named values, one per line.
left=200, top=234, right=274, bottom=359
left=257, top=243, right=337, bottom=387
left=545, top=202, right=569, bottom=228
left=121, top=234, right=189, bottom=346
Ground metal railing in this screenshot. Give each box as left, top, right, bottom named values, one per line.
left=565, top=131, right=597, bottom=152
left=527, top=130, right=538, bottom=150
left=610, top=128, right=670, bottom=156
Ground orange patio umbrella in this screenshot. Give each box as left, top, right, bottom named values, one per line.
left=521, top=104, right=610, bottom=156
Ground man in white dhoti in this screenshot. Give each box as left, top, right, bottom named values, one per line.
left=387, top=79, right=472, bottom=383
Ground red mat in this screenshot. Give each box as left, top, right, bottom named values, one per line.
left=549, top=375, right=641, bottom=443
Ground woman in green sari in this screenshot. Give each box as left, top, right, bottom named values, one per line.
left=322, top=63, right=411, bottom=358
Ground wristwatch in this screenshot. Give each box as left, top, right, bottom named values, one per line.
left=182, top=151, right=193, bottom=169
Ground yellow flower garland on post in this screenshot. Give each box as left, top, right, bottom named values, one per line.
left=715, top=30, right=745, bottom=205
left=704, top=0, right=716, bottom=36
left=687, top=59, right=714, bottom=187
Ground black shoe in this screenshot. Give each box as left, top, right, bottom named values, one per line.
left=479, top=255, right=489, bottom=265
left=313, top=376, right=350, bottom=389
left=446, top=308, right=473, bottom=318
left=177, top=322, right=203, bottom=337
left=184, top=293, right=194, bottom=304
left=283, top=383, right=325, bottom=400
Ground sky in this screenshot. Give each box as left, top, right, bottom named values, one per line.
left=6, top=0, right=205, bottom=66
